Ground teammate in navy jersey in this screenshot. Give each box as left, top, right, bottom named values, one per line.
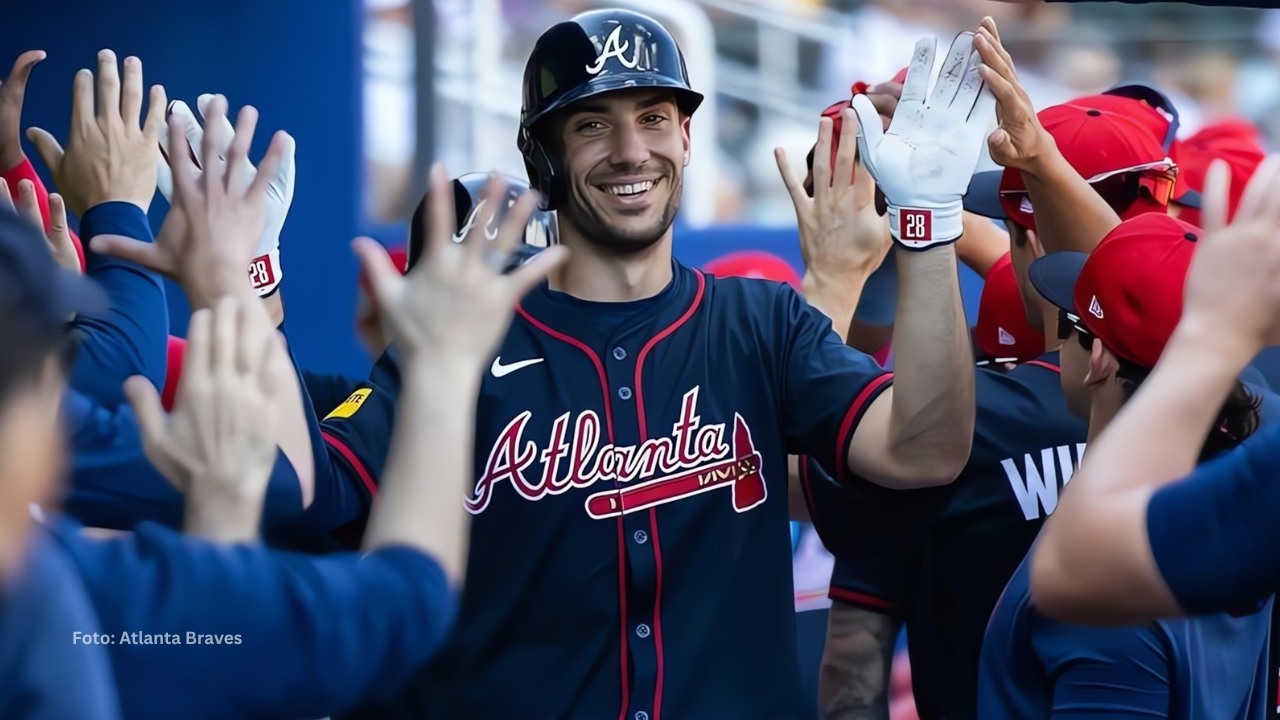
left=981, top=211, right=1272, bottom=720
left=802, top=222, right=1086, bottom=720
left=340, top=10, right=997, bottom=719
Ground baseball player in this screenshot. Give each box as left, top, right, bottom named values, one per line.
left=979, top=211, right=1274, bottom=719
left=340, top=9, right=993, bottom=718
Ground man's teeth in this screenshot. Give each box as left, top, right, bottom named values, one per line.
left=602, top=181, right=654, bottom=196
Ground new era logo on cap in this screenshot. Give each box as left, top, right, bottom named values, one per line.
left=1088, top=296, right=1104, bottom=319
left=998, top=327, right=1016, bottom=346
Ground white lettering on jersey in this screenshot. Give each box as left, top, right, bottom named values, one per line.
left=468, top=386, right=767, bottom=518
left=1002, top=442, right=1087, bottom=521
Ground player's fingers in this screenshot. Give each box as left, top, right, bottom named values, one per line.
left=4, top=50, right=46, bottom=93
left=493, top=189, right=538, bottom=260
left=1199, top=160, right=1231, bottom=239
left=898, top=36, right=936, bottom=108
left=1234, top=155, right=1280, bottom=226
left=166, top=112, right=201, bottom=202
left=423, top=163, right=457, bottom=262
left=141, top=84, right=167, bottom=144
left=850, top=94, right=885, bottom=169
left=248, top=130, right=287, bottom=201
left=70, top=67, right=95, bottom=133
left=199, top=94, right=231, bottom=190
left=197, top=93, right=237, bottom=160
left=811, top=117, right=834, bottom=196
left=833, top=108, right=859, bottom=191
left=95, top=50, right=121, bottom=125
left=89, top=234, right=173, bottom=275
left=225, top=105, right=259, bottom=193
left=773, top=147, right=807, bottom=208
left=0, top=178, right=13, bottom=214
left=123, top=375, right=177, bottom=483
left=120, top=56, right=143, bottom=128
left=25, top=127, right=65, bottom=177
left=183, top=307, right=212, bottom=389
left=14, top=179, right=41, bottom=229
left=507, top=244, right=568, bottom=300
left=352, top=236, right=403, bottom=311
left=973, top=31, right=1015, bottom=86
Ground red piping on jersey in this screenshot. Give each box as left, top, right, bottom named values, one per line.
left=632, top=270, right=706, bottom=720
left=321, top=430, right=378, bottom=497
left=833, top=373, right=895, bottom=485
left=1022, top=359, right=1062, bottom=374
left=829, top=586, right=898, bottom=612
left=515, top=305, right=629, bottom=720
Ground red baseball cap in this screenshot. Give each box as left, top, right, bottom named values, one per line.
left=973, top=252, right=1045, bottom=364
left=1071, top=83, right=1200, bottom=209
left=965, top=103, right=1175, bottom=230
left=1028, top=213, right=1201, bottom=368
left=702, top=250, right=801, bottom=288
left=1174, top=119, right=1266, bottom=227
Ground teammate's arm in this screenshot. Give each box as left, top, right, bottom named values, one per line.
left=1031, top=156, right=1280, bottom=623
left=971, top=19, right=1122, bottom=256
left=1030, top=616, right=1172, bottom=718
left=820, top=602, right=901, bottom=720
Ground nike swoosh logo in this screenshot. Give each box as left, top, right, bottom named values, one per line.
left=490, top=356, right=544, bottom=378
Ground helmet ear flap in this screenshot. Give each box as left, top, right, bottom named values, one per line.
left=519, top=123, right=562, bottom=212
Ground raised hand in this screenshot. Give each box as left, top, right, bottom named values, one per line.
left=0, top=50, right=46, bottom=171
left=92, top=95, right=290, bottom=309
left=1179, top=156, right=1280, bottom=356
left=355, top=165, right=568, bottom=371
left=972, top=17, right=1052, bottom=172
left=12, top=179, right=80, bottom=273
left=124, top=296, right=288, bottom=541
left=852, top=33, right=996, bottom=250
left=157, top=94, right=296, bottom=296
left=777, top=108, right=891, bottom=285
left=26, top=50, right=166, bottom=215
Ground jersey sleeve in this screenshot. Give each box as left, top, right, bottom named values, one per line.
left=68, top=202, right=168, bottom=405
left=51, top=518, right=456, bottom=718
left=779, top=286, right=894, bottom=484
left=804, top=457, right=924, bottom=615
left=1029, top=615, right=1171, bottom=719
left=61, top=390, right=304, bottom=532
left=1146, top=419, right=1280, bottom=615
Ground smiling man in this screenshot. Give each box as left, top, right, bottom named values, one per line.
left=346, top=9, right=983, bottom=719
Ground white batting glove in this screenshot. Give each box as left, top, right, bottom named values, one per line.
left=156, top=95, right=296, bottom=296
left=852, top=33, right=996, bottom=250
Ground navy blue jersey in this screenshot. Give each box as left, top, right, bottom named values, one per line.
left=0, top=524, right=121, bottom=720
left=338, top=261, right=893, bottom=719
left=808, top=353, right=1087, bottom=720
left=979, top=554, right=1272, bottom=719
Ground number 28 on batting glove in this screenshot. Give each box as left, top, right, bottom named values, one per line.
left=852, top=33, right=996, bottom=250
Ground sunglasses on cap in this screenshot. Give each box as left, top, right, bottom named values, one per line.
left=1056, top=308, right=1094, bottom=344
left=1003, top=160, right=1178, bottom=215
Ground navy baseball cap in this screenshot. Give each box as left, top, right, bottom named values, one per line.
left=0, top=207, right=107, bottom=342
left=1027, top=250, right=1087, bottom=315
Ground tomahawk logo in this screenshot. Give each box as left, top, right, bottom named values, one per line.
left=1002, top=443, right=1087, bottom=520
left=585, top=25, right=655, bottom=75
left=467, top=387, right=767, bottom=518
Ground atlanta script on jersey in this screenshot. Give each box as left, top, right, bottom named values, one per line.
left=346, top=260, right=894, bottom=720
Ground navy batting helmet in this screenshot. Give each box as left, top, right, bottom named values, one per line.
left=517, top=9, right=704, bottom=210
left=407, top=173, right=557, bottom=274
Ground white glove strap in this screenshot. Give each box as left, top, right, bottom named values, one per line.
left=248, top=248, right=283, bottom=297
left=887, top=202, right=963, bottom=250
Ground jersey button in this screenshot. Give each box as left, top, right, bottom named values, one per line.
left=635, top=712, right=649, bottom=720
left=636, top=623, right=651, bottom=639
left=633, top=530, right=648, bottom=544
left=618, top=386, right=633, bottom=400
left=612, top=346, right=627, bottom=361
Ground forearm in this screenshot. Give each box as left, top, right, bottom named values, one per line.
left=957, top=213, right=1010, bottom=278
left=803, top=267, right=874, bottom=341
left=1021, top=149, right=1121, bottom=255
left=71, top=202, right=169, bottom=400
left=819, top=602, right=900, bottom=720
left=183, top=481, right=265, bottom=542
left=362, top=361, right=475, bottom=584
left=271, top=326, right=316, bottom=509
left=882, top=246, right=974, bottom=481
